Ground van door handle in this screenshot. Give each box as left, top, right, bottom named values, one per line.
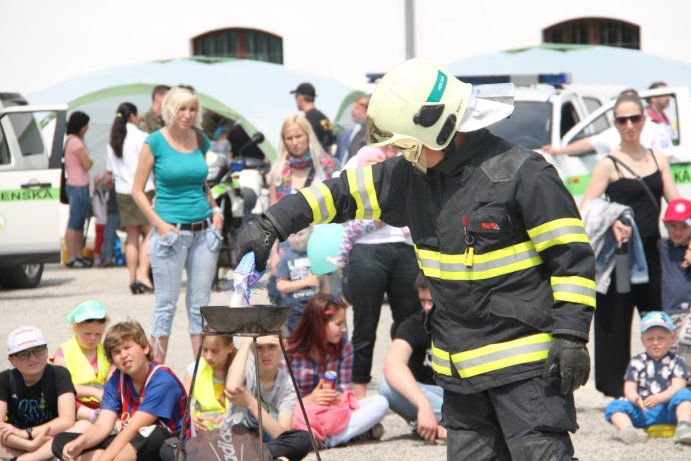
left=21, top=182, right=52, bottom=189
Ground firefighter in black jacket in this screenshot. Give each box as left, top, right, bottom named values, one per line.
left=238, top=59, right=595, bottom=460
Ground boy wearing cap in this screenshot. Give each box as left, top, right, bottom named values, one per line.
left=53, top=301, right=112, bottom=424
left=52, top=320, right=188, bottom=461
left=604, top=311, right=691, bottom=444
left=661, top=198, right=691, bottom=313
left=0, top=326, right=77, bottom=460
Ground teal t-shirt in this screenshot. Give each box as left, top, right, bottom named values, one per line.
left=146, top=130, right=212, bottom=224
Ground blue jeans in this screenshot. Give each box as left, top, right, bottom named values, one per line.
left=605, top=388, right=691, bottom=427
left=149, top=226, right=221, bottom=337
left=378, top=375, right=443, bottom=423
left=66, top=185, right=89, bottom=231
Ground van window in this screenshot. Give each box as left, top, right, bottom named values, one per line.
left=10, top=113, right=45, bottom=157
left=583, top=97, right=609, bottom=133
left=487, top=101, right=552, bottom=149
left=644, top=92, right=679, bottom=146
left=0, top=123, right=9, bottom=165
left=560, top=102, right=579, bottom=138
left=0, top=112, right=48, bottom=170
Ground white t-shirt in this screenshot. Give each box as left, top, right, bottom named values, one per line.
left=106, top=123, right=154, bottom=194
left=589, top=119, right=673, bottom=157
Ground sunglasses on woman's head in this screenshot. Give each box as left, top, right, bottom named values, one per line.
left=614, top=114, right=644, bottom=125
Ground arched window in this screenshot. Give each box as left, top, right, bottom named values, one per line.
left=543, top=18, right=640, bottom=50
left=192, top=28, right=283, bottom=64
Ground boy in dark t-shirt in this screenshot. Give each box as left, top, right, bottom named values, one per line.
left=379, top=274, right=446, bottom=441
left=0, top=326, right=76, bottom=460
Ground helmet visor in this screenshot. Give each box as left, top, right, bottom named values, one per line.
left=367, top=116, right=394, bottom=145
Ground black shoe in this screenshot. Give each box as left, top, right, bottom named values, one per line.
left=130, top=280, right=153, bottom=294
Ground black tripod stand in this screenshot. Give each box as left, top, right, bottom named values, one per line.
left=176, top=305, right=323, bottom=461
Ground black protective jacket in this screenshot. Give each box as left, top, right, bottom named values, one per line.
left=266, top=129, right=596, bottom=394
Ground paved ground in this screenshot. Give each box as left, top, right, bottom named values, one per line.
left=1, top=264, right=690, bottom=460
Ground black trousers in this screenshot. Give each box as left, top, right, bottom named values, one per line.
left=443, top=376, right=578, bottom=461
left=266, top=430, right=313, bottom=460
left=53, top=427, right=171, bottom=461
left=343, top=242, right=419, bottom=384
left=594, top=237, right=661, bottom=398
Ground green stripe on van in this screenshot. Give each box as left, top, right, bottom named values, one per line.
left=0, top=188, right=58, bottom=202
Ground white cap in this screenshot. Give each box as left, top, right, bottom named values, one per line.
left=7, top=326, right=47, bottom=355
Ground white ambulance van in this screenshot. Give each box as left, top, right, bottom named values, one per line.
left=0, top=93, right=67, bottom=288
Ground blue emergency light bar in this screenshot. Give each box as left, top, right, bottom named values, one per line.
left=365, top=72, right=572, bottom=87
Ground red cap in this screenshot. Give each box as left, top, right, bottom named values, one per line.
left=664, top=198, right=691, bottom=224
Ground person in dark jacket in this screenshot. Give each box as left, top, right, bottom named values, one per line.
left=238, top=58, right=596, bottom=460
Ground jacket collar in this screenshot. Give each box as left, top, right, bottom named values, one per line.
left=430, top=129, right=492, bottom=176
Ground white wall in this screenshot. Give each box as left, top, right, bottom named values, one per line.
left=1, top=0, right=689, bottom=95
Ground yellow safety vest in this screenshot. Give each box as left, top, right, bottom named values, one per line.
left=192, top=359, right=227, bottom=415
left=60, top=337, right=109, bottom=405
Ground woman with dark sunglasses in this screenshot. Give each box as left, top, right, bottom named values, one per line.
left=581, top=92, right=680, bottom=399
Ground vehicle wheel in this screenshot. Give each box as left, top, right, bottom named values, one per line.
left=0, top=264, right=44, bottom=289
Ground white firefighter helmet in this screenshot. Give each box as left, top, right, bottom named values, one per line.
left=367, top=58, right=514, bottom=171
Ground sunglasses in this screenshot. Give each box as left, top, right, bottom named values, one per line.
left=614, top=114, right=644, bottom=125
left=12, top=346, right=47, bottom=360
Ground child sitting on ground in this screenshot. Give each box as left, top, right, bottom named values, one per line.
left=183, top=335, right=236, bottom=434
left=286, top=294, right=389, bottom=448
left=0, top=326, right=77, bottom=460
left=224, top=335, right=312, bottom=461
left=604, top=311, right=691, bottom=445
left=52, top=300, right=112, bottom=424
left=52, top=320, right=188, bottom=461
left=275, top=227, right=321, bottom=333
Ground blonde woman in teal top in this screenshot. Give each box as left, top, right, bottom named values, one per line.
left=132, top=85, right=223, bottom=364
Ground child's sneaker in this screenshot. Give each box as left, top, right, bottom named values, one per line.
left=674, top=421, right=691, bottom=444
left=619, top=426, right=648, bottom=444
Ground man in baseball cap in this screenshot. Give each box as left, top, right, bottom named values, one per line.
left=290, top=82, right=335, bottom=150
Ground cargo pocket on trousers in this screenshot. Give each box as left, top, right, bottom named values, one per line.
left=205, top=227, right=222, bottom=253
left=155, top=231, right=179, bottom=258
left=529, top=376, right=578, bottom=433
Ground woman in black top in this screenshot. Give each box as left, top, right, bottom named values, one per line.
left=582, top=92, right=680, bottom=398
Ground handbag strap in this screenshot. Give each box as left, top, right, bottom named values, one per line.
left=606, top=155, right=660, bottom=214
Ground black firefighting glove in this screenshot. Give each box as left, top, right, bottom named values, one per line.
left=235, top=215, right=279, bottom=272
left=542, top=335, right=590, bottom=395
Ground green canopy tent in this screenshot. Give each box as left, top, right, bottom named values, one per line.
left=28, top=57, right=364, bottom=172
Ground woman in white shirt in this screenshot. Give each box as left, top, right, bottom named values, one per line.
left=106, top=102, right=156, bottom=294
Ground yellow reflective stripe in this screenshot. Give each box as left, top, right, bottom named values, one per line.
left=414, top=242, right=544, bottom=281
left=527, top=218, right=590, bottom=252
left=551, top=276, right=597, bottom=308
left=346, top=166, right=381, bottom=220
left=431, top=342, right=453, bottom=376
left=299, top=184, right=336, bottom=224
left=450, top=333, right=553, bottom=378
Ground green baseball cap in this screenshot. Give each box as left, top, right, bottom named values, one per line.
left=67, top=300, right=106, bottom=324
